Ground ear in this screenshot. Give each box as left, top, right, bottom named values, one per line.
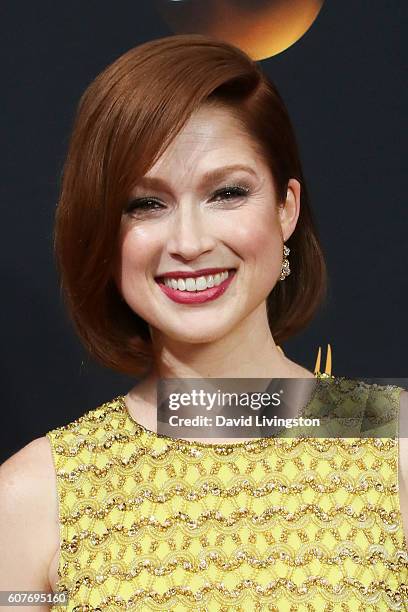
left=278, top=178, right=301, bottom=242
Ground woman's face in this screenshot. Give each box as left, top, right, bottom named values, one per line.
left=115, top=103, right=300, bottom=344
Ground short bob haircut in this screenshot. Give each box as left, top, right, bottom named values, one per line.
left=54, top=34, right=327, bottom=377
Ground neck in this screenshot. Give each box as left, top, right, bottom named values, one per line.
left=147, top=302, right=313, bottom=380
left=126, top=303, right=316, bottom=433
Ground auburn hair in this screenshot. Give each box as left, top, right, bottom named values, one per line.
left=54, top=34, right=327, bottom=377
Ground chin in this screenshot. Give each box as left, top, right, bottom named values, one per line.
left=158, top=320, right=236, bottom=345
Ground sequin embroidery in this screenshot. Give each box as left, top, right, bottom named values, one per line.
left=46, top=377, right=408, bottom=611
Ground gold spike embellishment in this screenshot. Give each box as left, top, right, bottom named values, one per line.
left=314, top=343, right=332, bottom=377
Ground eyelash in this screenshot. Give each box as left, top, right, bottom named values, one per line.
left=125, top=185, right=250, bottom=214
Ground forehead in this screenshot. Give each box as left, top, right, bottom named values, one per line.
left=146, top=104, right=264, bottom=176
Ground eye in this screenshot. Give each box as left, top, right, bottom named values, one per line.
left=124, top=198, right=165, bottom=214
left=210, top=185, right=250, bottom=202
left=123, top=185, right=250, bottom=215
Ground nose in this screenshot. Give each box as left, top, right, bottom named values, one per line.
left=166, top=201, right=217, bottom=261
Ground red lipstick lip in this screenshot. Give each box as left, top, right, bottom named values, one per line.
left=155, top=267, right=235, bottom=280
left=156, top=270, right=236, bottom=304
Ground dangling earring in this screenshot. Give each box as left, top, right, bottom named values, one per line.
left=279, top=244, right=291, bottom=281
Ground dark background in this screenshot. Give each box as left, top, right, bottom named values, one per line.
left=1, top=1, right=407, bottom=462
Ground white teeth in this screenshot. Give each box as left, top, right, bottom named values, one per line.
left=161, top=270, right=232, bottom=292
left=185, top=278, right=195, bottom=292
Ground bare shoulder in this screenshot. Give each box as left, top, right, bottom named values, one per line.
left=0, top=436, right=59, bottom=591
left=0, top=436, right=57, bottom=498
left=1, top=435, right=55, bottom=478
left=399, top=390, right=408, bottom=409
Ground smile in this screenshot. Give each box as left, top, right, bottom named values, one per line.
left=155, top=269, right=236, bottom=304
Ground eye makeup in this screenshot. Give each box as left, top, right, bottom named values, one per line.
left=124, top=181, right=251, bottom=215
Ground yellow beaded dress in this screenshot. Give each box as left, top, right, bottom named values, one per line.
left=46, top=376, right=408, bottom=611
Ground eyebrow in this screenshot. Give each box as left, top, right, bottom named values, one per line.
left=134, top=164, right=258, bottom=192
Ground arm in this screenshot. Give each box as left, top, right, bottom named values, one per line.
left=399, top=391, right=408, bottom=547
left=0, top=437, right=60, bottom=611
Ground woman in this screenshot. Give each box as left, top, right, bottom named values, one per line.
left=1, top=35, right=407, bottom=611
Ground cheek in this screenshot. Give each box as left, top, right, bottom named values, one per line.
left=229, top=210, right=283, bottom=293
left=230, top=212, right=282, bottom=261
left=113, top=228, right=162, bottom=303
left=119, top=226, right=161, bottom=276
